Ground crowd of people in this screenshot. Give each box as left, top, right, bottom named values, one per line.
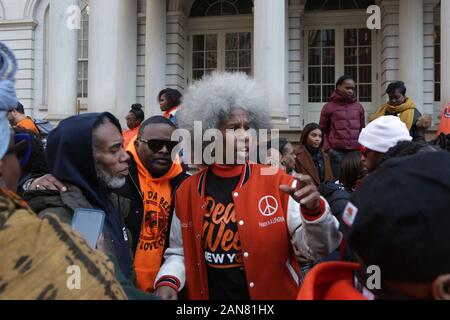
left=1, top=40, right=450, bottom=301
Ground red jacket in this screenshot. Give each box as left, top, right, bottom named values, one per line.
left=155, top=163, right=342, bottom=300
left=297, top=261, right=366, bottom=300
left=320, top=91, right=365, bottom=152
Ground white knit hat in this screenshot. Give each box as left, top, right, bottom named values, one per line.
left=359, top=116, right=412, bottom=153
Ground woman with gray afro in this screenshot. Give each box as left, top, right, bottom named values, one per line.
left=154, top=72, right=341, bottom=300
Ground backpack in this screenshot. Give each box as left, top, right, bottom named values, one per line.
left=33, top=118, right=54, bottom=137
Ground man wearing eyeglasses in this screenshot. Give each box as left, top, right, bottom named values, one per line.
left=120, top=116, right=188, bottom=293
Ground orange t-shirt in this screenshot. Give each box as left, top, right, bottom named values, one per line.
left=16, top=118, right=39, bottom=135
left=123, top=126, right=140, bottom=149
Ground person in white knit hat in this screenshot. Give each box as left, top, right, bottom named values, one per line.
left=358, top=115, right=412, bottom=173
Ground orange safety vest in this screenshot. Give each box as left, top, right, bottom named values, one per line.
left=437, top=103, right=450, bottom=137
left=174, top=163, right=302, bottom=300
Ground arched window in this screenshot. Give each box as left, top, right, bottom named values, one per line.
left=190, top=0, right=253, bottom=17
left=77, top=0, right=89, bottom=99
left=305, top=0, right=375, bottom=11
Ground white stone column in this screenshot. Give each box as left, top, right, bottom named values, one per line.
left=254, top=0, right=289, bottom=129
left=144, top=0, right=167, bottom=117
left=47, top=0, right=78, bottom=122
left=441, top=0, right=450, bottom=107
left=88, top=0, right=137, bottom=123
left=399, top=0, right=424, bottom=112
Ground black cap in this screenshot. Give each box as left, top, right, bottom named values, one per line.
left=347, top=151, right=450, bottom=282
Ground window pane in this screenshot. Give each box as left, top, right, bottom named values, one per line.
left=206, top=51, right=217, bottom=69
left=226, top=33, right=238, bottom=50
left=322, top=48, right=335, bottom=65
left=435, top=83, right=441, bottom=102
left=359, top=66, right=371, bottom=83
left=322, top=86, right=334, bottom=102
left=84, top=61, right=88, bottom=79
left=84, top=40, right=89, bottom=59
left=309, top=67, right=321, bottom=84
left=241, top=68, right=251, bottom=76
left=344, top=66, right=357, bottom=80
left=193, top=35, right=205, bottom=51
left=239, top=50, right=251, bottom=68
left=190, top=0, right=252, bottom=17
left=78, top=61, right=83, bottom=79
left=206, top=34, right=217, bottom=50
left=221, top=2, right=237, bottom=15
left=344, top=47, right=357, bottom=65
left=83, top=79, right=88, bottom=98
left=239, top=32, right=251, bottom=49
left=308, top=30, right=321, bottom=47
left=309, top=48, right=321, bottom=66
left=226, top=51, right=238, bottom=69
left=193, top=70, right=204, bottom=80
left=435, top=44, right=440, bottom=62
left=322, top=30, right=335, bottom=47
left=306, top=0, right=375, bottom=11
left=359, top=29, right=371, bottom=46
left=359, top=84, right=372, bottom=102
left=308, top=85, right=321, bottom=103
left=323, top=67, right=335, bottom=84
left=435, top=64, right=440, bottom=82
left=207, top=3, right=221, bottom=15
left=359, top=47, right=371, bottom=65
left=344, top=29, right=357, bottom=46
left=83, top=21, right=88, bottom=39
left=193, top=52, right=204, bottom=68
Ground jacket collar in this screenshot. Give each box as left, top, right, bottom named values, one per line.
left=197, top=162, right=251, bottom=198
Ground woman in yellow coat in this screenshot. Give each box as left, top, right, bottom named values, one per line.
left=369, top=81, right=431, bottom=143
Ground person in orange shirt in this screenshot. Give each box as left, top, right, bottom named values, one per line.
left=158, top=88, right=182, bottom=126
left=436, top=102, right=450, bottom=137
left=123, top=104, right=144, bottom=149
left=7, top=102, right=39, bottom=135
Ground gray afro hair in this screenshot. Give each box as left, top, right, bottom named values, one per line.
left=177, top=72, right=271, bottom=134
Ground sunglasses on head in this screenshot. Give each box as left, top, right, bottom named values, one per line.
left=139, top=138, right=178, bottom=153
left=6, top=133, right=32, bottom=166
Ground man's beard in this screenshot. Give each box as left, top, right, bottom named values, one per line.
left=96, top=166, right=126, bottom=189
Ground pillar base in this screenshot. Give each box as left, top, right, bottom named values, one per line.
left=270, top=111, right=290, bottom=130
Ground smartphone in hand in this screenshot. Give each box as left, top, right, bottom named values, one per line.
left=71, top=208, right=105, bottom=248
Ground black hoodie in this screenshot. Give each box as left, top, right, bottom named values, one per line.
left=45, top=112, right=133, bottom=279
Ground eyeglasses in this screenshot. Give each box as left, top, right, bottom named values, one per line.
left=139, top=138, right=178, bottom=153
left=6, top=133, right=32, bottom=166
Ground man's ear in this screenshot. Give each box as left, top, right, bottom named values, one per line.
left=432, top=274, right=450, bottom=300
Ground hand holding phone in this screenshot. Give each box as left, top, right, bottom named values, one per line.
left=71, top=208, right=106, bottom=249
